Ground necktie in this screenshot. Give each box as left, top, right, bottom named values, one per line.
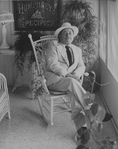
left=65, top=45, right=73, bottom=66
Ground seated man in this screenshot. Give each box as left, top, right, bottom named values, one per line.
left=44, top=22, right=92, bottom=111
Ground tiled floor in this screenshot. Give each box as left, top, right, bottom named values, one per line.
left=0, top=86, right=117, bottom=149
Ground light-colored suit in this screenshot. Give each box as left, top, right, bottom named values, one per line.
left=44, top=40, right=85, bottom=86
left=44, top=40, right=87, bottom=109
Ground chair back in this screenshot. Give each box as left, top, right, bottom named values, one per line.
left=0, top=73, right=9, bottom=104
left=0, top=73, right=8, bottom=92
left=28, top=34, right=72, bottom=125
left=28, top=34, right=57, bottom=95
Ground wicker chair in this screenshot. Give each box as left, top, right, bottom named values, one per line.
left=0, top=73, right=10, bottom=122
left=28, top=34, right=72, bottom=125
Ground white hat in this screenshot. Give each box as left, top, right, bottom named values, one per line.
left=55, top=22, right=79, bottom=38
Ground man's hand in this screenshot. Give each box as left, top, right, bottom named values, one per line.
left=65, top=73, right=73, bottom=78
left=73, top=75, right=81, bottom=82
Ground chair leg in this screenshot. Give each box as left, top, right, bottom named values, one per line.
left=8, top=100, right=11, bottom=119
left=8, top=111, right=11, bottom=119
left=62, top=97, right=71, bottom=110
left=50, top=99, right=54, bottom=125
left=7, top=99, right=11, bottom=119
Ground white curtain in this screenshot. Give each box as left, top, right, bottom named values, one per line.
left=107, top=1, right=118, bottom=81
left=100, top=0, right=118, bottom=82
left=99, top=0, right=107, bottom=63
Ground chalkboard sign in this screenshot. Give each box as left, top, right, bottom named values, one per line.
left=13, top=0, right=60, bottom=31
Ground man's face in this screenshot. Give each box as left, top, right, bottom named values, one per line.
left=59, top=28, right=74, bottom=45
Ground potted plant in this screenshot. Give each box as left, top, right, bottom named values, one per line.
left=72, top=95, right=117, bottom=149
left=13, top=31, right=45, bottom=74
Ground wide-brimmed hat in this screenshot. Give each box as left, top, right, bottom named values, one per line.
left=55, top=22, right=79, bottom=38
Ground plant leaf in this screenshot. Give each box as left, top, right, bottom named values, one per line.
left=83, top=129, right=91, bottom=143
left=97, top=122, right=103, bottom=132
left=73, top=112, right=86, bottom=131
left=90, top=102, right=99, bottom=116
left=71, top=107, right=82, bottom=120
left=84, top=111, right=92, bottom=129
left=76, top=144, right=86, bottom=149
left=102, top=113, right=113, bottom=122
left=82, top=92, right=95, bottom=109
left=77, top=127, right=87, bottom=138
left=97, top=106, right=106, bottom=123
left=91, top=120, right=99, bottom=131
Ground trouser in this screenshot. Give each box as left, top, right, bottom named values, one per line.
left=48, top=77, right=87, bottom=110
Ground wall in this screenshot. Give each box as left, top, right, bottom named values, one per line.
left=99, top=59, right=118, bottom=133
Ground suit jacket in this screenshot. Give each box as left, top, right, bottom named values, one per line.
left=44, top=40, right=85, bottom=86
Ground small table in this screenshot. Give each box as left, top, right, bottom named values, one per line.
left=0, top=49, right=15, bottom=55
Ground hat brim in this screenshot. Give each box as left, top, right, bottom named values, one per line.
left=55, top=25, right=78, bottom=38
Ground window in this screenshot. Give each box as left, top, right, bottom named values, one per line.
left=100, top=0, right=118, bottom=82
